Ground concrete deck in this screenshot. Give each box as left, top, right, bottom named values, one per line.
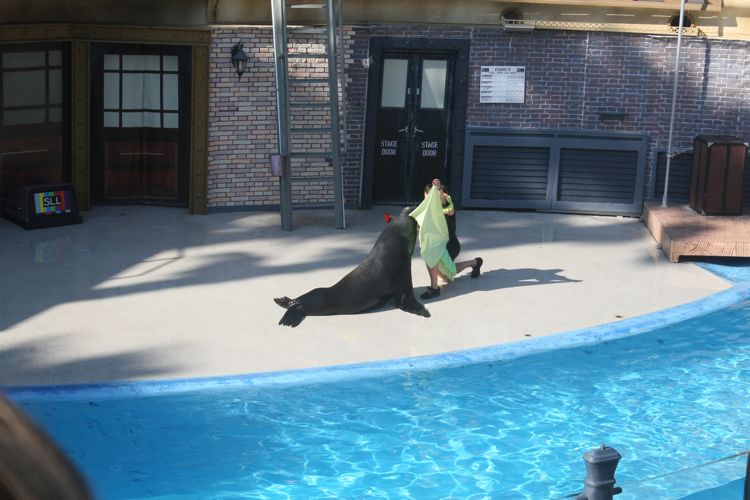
left=0, top=205, right=731, bottom=387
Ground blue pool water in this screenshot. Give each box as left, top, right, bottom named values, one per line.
left=7, top=262, right=750, bottom=499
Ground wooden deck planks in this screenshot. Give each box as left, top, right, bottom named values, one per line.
left=642, top=201, right=750, bottom=262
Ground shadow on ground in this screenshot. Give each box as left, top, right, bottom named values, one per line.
left=0, top=335, right=184, bottom=386
left=0, top=206, right=634, bottom=332
left=414, top=267, right=582, bottom=303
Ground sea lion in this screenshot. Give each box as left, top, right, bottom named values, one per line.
left=274, top=207, right=430, bottom=327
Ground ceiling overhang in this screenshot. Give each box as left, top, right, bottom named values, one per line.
left=499, top=0, right=721, bottom=12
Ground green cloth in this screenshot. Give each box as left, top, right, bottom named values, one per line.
left=435, top=249, right=457, bottom=281
left=409, top=186, right=457, bottom=280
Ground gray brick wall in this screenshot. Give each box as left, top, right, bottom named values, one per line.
left=208, top=25, right=750, bottom=210
left=209, top=29, right=280, bottom=208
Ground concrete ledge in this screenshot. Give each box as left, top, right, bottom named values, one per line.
left=643, top=201, right=750, bottom=263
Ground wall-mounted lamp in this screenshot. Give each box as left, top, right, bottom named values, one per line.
left=230, top=41, right=249, bottom=79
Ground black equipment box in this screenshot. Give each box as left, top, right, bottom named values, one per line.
left=4, top=183, right=83, bottom=229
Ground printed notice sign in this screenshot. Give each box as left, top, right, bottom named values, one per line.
left=480, top=66, right=526, bottom=103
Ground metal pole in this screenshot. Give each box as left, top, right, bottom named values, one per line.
left=326, top=0, right=345, bottom=229
left=271, top=0, right=293, bottom=230
left=337, top=0, right=347, bottom=153
left=661, top=0, right=686, bottom=208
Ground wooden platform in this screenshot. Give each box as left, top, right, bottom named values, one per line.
left=643, top=201, right=750, bottom=262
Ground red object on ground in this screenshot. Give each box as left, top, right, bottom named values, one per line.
left=384, top=213, right=392, bottom=223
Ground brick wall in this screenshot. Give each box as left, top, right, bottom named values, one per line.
left=460, top=29, right=749, bottom=196
left=208, top=26, right=750, bottom=210
left=209, top=29, right=279, bottom=208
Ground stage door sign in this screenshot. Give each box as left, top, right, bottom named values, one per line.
left=480, top=66, right=526, bottom=104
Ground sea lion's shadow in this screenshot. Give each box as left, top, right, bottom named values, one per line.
left=416, top=267, right=582, bottom=304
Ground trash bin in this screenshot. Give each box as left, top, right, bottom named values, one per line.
left=689, top=135, right=747, bottom=215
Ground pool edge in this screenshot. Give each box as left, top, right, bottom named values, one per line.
left=5, top=282, right=750, bottom=401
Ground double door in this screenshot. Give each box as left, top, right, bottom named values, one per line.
left=373, top=52, right=454, bottom=203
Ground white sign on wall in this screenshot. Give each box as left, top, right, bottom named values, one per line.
left=479, top=66, right=526, bottom=104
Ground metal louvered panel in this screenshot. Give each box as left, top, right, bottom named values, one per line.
left=470, top=146, right=549, bottom=201
left=558, top=148, right=638, bottom=204
left=654, top=151, right=693, bottom=204
left=461, top=128, right=646, bottom=215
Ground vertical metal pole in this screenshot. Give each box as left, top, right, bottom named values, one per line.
left=337, top=0, right=347, bottom=152
left=661, top=0, right=686, bottom=208
left=326, top=0, right=345, bottom=229
left=271, top=0, right=293, bottom=230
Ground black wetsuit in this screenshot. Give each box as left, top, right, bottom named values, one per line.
left=443, top=199, right=461, bottom=261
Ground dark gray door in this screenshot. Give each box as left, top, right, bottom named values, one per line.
left=373, top=53, right=453, bottom=203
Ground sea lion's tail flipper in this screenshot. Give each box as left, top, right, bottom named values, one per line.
left=274, top=297, right=306, bottom=327
left=278, top=306, right=306, bottom=327
left=274, top=297, right=293, bottom=309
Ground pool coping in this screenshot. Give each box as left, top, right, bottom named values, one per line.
left=5, top=264, right=750, bottom=401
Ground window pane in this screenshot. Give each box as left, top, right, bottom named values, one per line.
left=3, top=109, right=46, bottom=125
left=121, top=73, right=161, bottom=110
left=49, top=69, right=63, bottom=104
left=163, top=112, right=179, bottom=129
left=104, top=111, right=120, bottom=127
left=123, top=54, right=160, bottom=71
left=49, top=107, right=62, bottom=122
left=121, top=111, right=162, bottom=128
left=104, top=73, right=120, bottom=109
left=121, top=111, right=143, bottom=127
left=104, top=54, right=120, bottom=71
left=142, top=73, right=161, bottom=110
left=3, top=70, right=46, bottom=107
left=163, top=55, right=178, bottom=72
left=381, top=58, right=408, bottom=108
left=3, top=51, right=45, bottom=69
left=163, top=74, right=178, bottom=110
left=142, top=111, right=161, bottom=128
left=122, top=73, right=143, bottom=109
left=49, top=50, right=62, bottom=67
left=421, top=60, right=447, bottom=109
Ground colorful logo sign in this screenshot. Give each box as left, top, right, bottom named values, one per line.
left=34, top=190, right=72, bottom=216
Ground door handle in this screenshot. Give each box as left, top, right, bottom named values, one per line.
left=414, top=126, right=424, bottom=134
left=397, top=126, right=409, bottom=134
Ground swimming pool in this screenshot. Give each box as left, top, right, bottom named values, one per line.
left=6, top=262, right=750, bottom=499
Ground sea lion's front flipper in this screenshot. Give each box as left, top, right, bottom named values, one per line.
left=396, top=290, right=430, bottom=318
